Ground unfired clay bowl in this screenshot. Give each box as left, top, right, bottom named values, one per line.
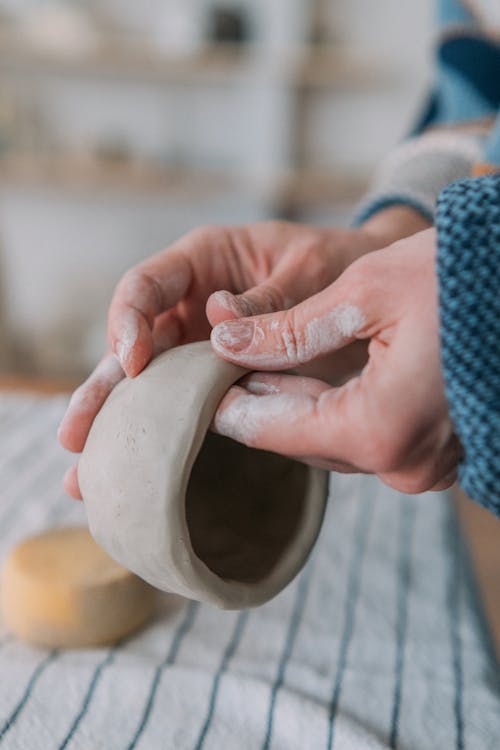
left=79, top=341, right=328, bottom=609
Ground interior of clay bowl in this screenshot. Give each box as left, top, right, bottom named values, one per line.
left=185, top=433, right=309, bottom=584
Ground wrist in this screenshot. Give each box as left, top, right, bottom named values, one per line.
left=361, top=205, right=432, bottom=248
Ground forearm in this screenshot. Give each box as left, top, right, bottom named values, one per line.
left=361, top=205, right=432, bottom=245
left=353, top=129, right=484, bottom=227
left=321, top=205, right=433, bottom=282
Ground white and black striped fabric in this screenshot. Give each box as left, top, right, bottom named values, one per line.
left=0, top=393, right=499, bottom=750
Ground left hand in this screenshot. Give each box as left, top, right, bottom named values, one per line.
left=58, top=208, right=430, bottom=499
left=211, top=228, right=462, bottom=493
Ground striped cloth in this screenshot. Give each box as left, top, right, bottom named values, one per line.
left=0, top=393, right=499, bottom=750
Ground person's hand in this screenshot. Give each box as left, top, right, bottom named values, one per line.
left=211, top=228, right=461, bottom=493
left=58, top=208, right=429, bottom=499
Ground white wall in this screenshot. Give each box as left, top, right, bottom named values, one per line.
left=0, top=185, right=268, bottom=376
left=0, top=0, right=435, bottom=377
left=306, top=0, right=435, bottom=175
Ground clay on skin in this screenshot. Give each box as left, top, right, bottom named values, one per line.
left=211, top=303, right=366, bottom=369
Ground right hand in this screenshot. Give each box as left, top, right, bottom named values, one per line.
left=58, top=210, right=430, bottom=499
left=211, top=229, right=461, bottom=494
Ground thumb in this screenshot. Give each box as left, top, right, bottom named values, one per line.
left=210, top=262, right=376, bottom=370
left=213, top=371, right=370, bottom=469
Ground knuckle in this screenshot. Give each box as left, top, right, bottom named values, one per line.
left=179, top=224, right=226, bottom=255
left=118, top=268, right=146, bottom=296
left=118, top=269, right=162, bottom=314
left=248, top=284, right=285, bottom=315
left=187, top=224, right=222, bottom=242
left=117, top=267, right=138, bottom=295
left=298, top=240, right=330, bottom=282
left=309, top=240, right=331, bottom=266
left=277, top=311, right=306, bottom=364
left=341, top=256, right=374, bottom=303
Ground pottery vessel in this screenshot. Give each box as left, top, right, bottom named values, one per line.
left=79, top=341, right=328, bottom=609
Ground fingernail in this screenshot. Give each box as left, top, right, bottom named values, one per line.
left=115, top=312, right=139, bottom=369
left=63, top=466, right=74, bottom=486
left=212, top=320, right=254, bottom=353
left=115, top=340, right=128, bottom=369
left=245, top=380, right=280, bottom=396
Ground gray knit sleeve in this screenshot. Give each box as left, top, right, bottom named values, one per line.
left=353, top=131, right=484, bottom=225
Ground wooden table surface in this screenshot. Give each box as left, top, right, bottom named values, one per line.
left=1, top=374, right=498, bottom=664
left=455, top=489, right=500, bottom=663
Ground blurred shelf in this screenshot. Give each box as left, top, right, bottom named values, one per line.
left=278, top=169, right=367, bottom=207
left=0, top=154, right=240, bottom=197
left=0, top=154, right=368, bottom=208
left=0, top=375, right=78, bottom=394
left=0, top=28, right=394, bottom=89
left=295, top=47, right=396, bottom=90
left=0, top=32, right=251, bottom=85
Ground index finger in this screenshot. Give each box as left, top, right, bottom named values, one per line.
left=109, top=248, right=192, bottom=377
left=58, top=352, right=124, bottom=453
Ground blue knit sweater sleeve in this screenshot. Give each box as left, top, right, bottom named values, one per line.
left=437, top=174, right=500, bottom=515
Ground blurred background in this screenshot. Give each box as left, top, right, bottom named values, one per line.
left=0, top=0, right=433, bottom=379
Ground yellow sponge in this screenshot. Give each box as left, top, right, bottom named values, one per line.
left=1, top=527, right=155, bottom=648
